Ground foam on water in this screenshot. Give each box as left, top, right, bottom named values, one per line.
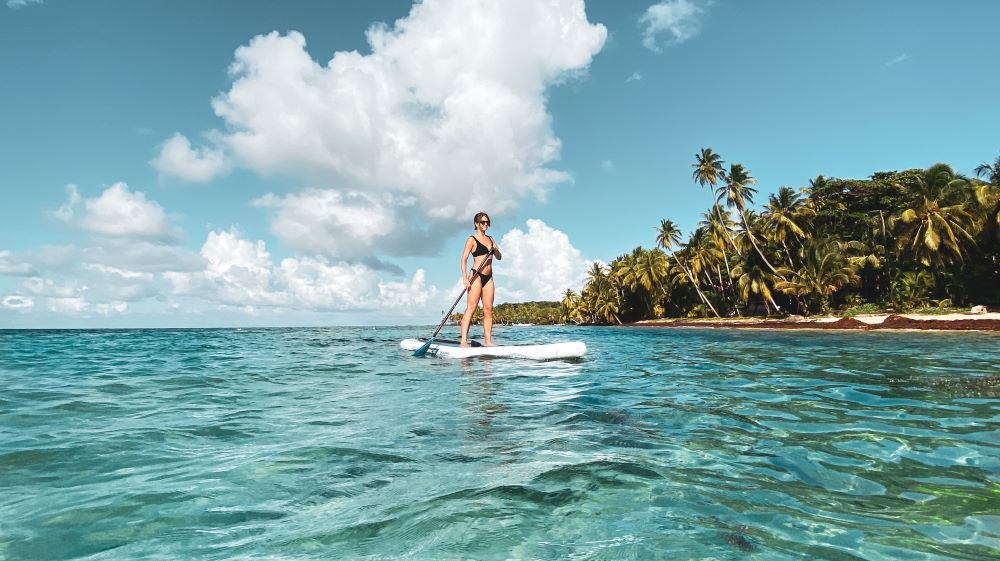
left=1, top=326, right=998, bottom=560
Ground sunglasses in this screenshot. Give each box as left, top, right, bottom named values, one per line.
left=479, top=220, right=490, bottom=225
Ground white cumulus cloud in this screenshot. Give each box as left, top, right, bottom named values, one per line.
left=151, top=133, right=231, bottom=183
left=0, top=250, right=34, bottom=275
left=54, top=183, right=180, bottom=241
left=6, top=0, right=43, bottom=9
left=163, top=229, right=437, bottom=314
left=2, top=295, right=34, bottom=310
left=159, top=0, right=606, bottom=258
left=496, top=219, right=592, bottom=301
left=640, top=0, right=708, bottom=52
left=253, top=189, right=439, bottom=263
left=95, top=301, right=128, bottom=317
left=47, top=297, right=89, bottom=314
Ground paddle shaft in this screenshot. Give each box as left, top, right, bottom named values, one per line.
left=428, top=251, right=494, bottom=340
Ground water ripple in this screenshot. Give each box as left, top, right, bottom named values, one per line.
left=1, top=326, right=998, bottom=560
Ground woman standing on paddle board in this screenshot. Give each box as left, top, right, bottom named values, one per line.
left=459, top=212, right=502, bottom=347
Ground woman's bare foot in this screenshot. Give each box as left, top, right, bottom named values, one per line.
left=459, top=340, right=469, bottom=347
left=484, top=340, right=496, bottom=347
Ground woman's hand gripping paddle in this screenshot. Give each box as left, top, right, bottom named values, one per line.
left=413, top=250, right=494, bottom=357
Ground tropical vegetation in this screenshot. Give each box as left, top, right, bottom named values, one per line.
left=560, top=150, right=1000, bottom=323
left=451, top=301, right=563, bottom=326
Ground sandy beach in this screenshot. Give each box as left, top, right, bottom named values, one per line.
left=633, top=312, right=1000, bottom=331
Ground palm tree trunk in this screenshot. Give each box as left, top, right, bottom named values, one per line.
left=767, top=293, right=781, bottom=314
left=671, top=253, right=720, bottom=318
left=740, top=208, right=786, bottom=280
left=718, top=245, right=738, bottom=315
left=781, top=239, right=795, bottom=268
left=715, top=203, right=742, bottom=256
left=721, top=246, right=733, bottom=284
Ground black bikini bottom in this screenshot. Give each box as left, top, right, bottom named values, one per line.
left=471, top=269, right=493, bottom=286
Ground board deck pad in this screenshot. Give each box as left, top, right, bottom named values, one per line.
left=401, top=338, right=586, bottom=360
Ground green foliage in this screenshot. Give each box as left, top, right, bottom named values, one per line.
left=559, top=154, right=1000, bottom=324
left=843, top=303, right=881, bottom=317
left=451, top=301, right=563, bottom=325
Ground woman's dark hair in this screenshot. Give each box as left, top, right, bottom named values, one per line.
left=473, top=211, right=490, bottom=228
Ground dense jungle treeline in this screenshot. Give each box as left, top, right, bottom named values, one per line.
left=559, top=149, right=1000, bottom=325
left=451, top=301, right=563, bottom=325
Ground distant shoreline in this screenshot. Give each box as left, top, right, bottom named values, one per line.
left=630, top=312, right=1000, bottom=332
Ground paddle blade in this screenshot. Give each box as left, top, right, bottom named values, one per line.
left=412, top=338, right=433, bottom=357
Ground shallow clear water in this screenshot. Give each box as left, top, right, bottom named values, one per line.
left=1, top=326, right=998, bottom=560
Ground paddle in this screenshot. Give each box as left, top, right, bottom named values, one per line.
left=413, top=250, right=494, bottom=357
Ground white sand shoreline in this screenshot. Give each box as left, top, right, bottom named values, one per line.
left=813, top=312, right=1000, bottom=324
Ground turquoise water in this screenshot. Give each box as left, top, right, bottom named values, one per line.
left=1, top=326, right=999, bottom=560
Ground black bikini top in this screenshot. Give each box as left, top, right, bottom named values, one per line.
left=470, top=235, right=492, bottom=257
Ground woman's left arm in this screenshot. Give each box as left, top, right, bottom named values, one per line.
left=489, top=236, right=502, bottom=260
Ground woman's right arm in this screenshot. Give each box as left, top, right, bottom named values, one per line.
left=460, top=238, right=474, bottom=288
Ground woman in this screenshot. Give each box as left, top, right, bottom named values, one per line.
left=459, top=211, right=502, bottom=347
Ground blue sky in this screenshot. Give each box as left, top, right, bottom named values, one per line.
left=1, top=0, right=997, bottom=327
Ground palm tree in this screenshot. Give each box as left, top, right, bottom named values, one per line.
left=732, top=250, right=782, bottom=315
left=612, top=247, right=658, bottom=318
left=612, top=250, right=638, bottom=289
left=685, top=226, right=725, bottom=292
left=582, top=262, right=622, bottom=324
left=699, top=208, right=737, bottom=289
left=974, top=154, right=1000, bottom=186
left=655, top=219, right=720, bottom=317
left=889, top=270, right=934, bottom=311
left=763, top=186, right=812, bottom=267
left=972, top=154, right=1000, bottom=242
left=692, top=148, right=740, bottom=254
left=593, top=283, right=621, bottom=325
left=895, top=198, right=976, bottom=266
left=775, top=241, right=859, bottom=314
left=892, top=164, right=976, bottom=267
left=560, top=289, right=584, bottom=324
left=974, top=183, right=1000, bottom=243
left=692, top=147, right=726, bottom=189
left=719, top=164, right=784, bottom=277
left=635, top=247, right=671, bottom=298
left=585, top=262, right=607, bottom=288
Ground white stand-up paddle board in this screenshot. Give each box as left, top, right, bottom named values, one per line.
left=401, top=338, right=586, bottom=360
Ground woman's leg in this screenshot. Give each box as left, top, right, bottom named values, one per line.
left=482, top=277, right=495, bottom=346
left=459, top=277, right=483, bottom=346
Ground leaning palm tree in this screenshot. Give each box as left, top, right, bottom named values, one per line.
left=719, top=163, right=784, bottom=277
left=685, top=226, right=725, bottom=293
left=692, top=148, right=740, bottom=254
left=655, top=219, right=720, bottom=317
left=775, top=241, right=859, bottom=314
left=699, top=208, right=737, bottom=288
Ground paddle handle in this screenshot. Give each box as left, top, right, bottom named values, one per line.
left=429, top=251, right=494, bottom=339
